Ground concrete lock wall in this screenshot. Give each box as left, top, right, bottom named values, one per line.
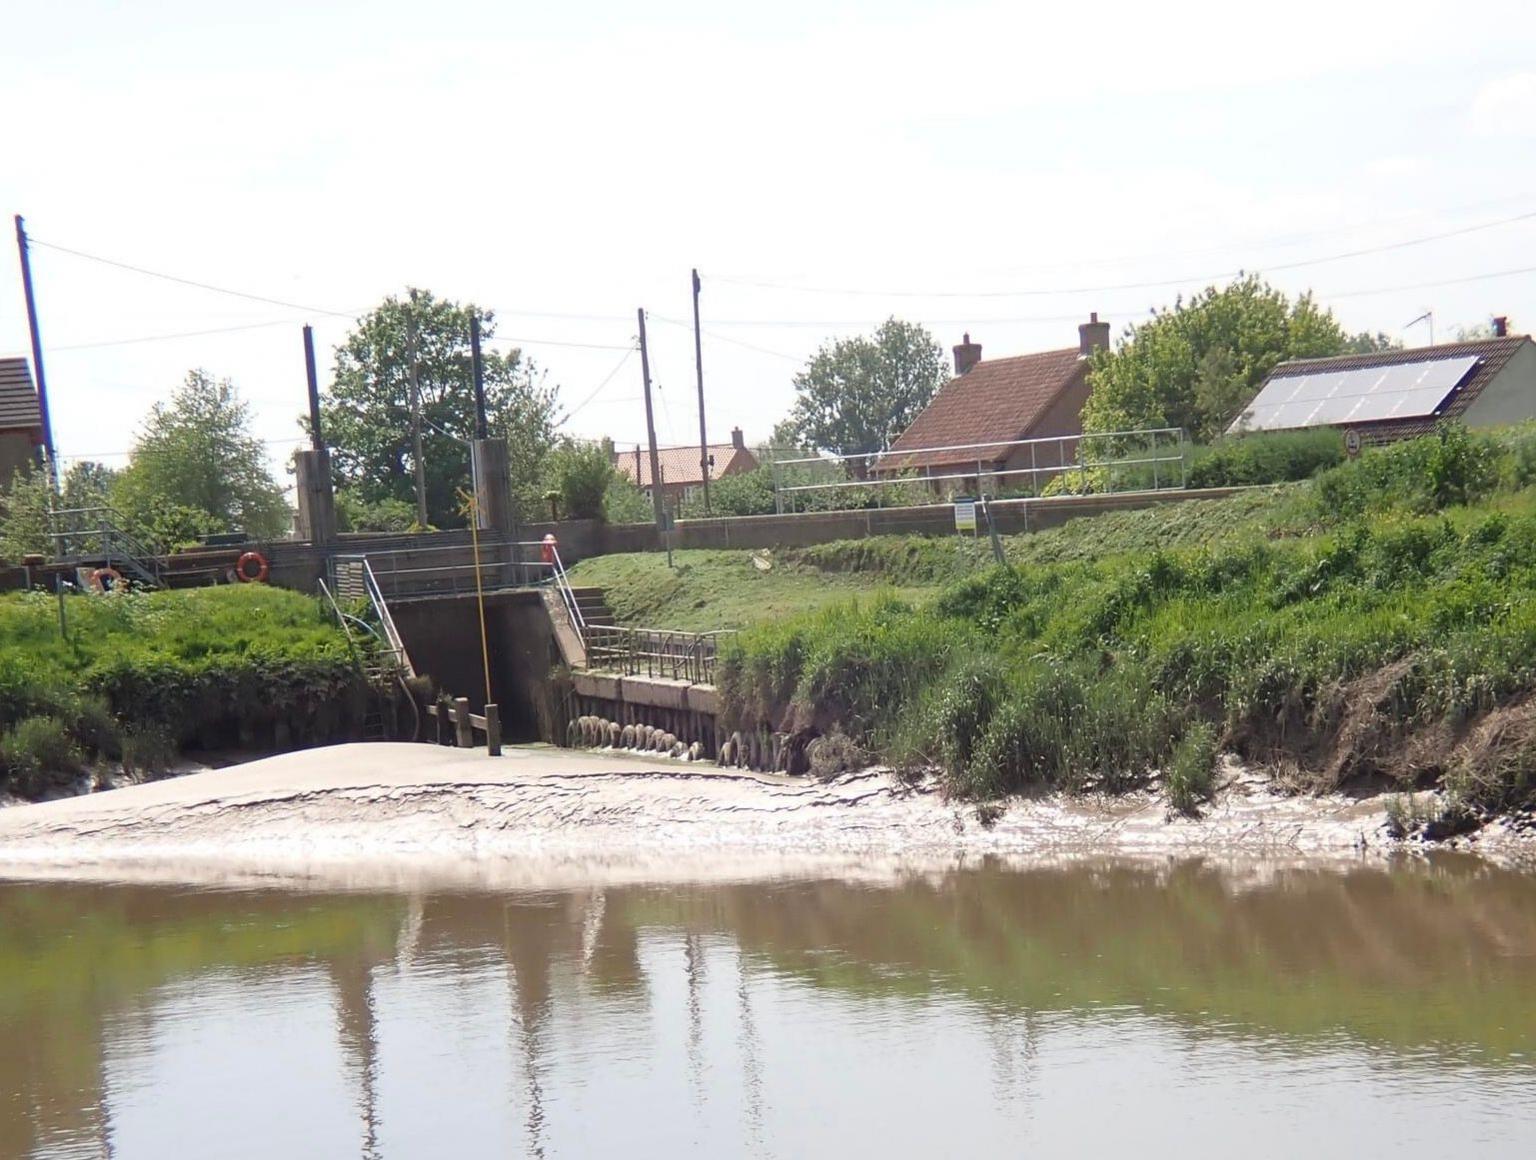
left=389, top=590, right=560, bottom=743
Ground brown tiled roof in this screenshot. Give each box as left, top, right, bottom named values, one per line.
left=613, top=442, right=759, bottom=488
left=883, top=348, right=1088, bottom=469
left=1243, top=335, right=1533, bottom=441
left=0, top=357, right=42, bottom=433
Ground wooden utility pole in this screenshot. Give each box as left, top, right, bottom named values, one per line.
left=638, top=308, right=666, bottom=531
left=13, top=215, right=57, bottom=489
left=691, top=268, right=710, bottom=514
left=302, top=324, right=323, bottom=448
left=407, top=322, right=428, bottom=527
left=470, top=315, right=488, bottom=439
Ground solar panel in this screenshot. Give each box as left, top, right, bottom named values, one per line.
left=1234, top=354, right=1479, bottom=432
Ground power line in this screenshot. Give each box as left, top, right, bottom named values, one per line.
left=1325, top=263, right=1536, bottom=300
left=712, top=208, right=1536, bottom=300
left=29, top=236, right=359, bottom=317
left=966, top=189, right=1536, bottom=278
left=482, top=335, right=636, bottom=351
left=567, top=348, right=638, bottom=419
left=49, top=319, right=300, bottom=352
left=57, top=435, right=308, bottom=461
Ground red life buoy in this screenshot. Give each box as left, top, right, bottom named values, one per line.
left=541, top=534, right=558, bottom=566
left=235, top=551, right=270, bottom=583
left=88, top=566, right=123, bottom=593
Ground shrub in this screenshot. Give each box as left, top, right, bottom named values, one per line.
left=548, top=441, right=616, bottom=521
left=1165, top=721, right=1218, bottom=814
left=1, top=716, right=82, bottom=797
left=336, top=493, right=420, bottom=533
left=1185, top=429, right=1344, bottom=488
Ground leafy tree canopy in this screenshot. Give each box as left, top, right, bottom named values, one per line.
left=1082, top=275, right=1391, bottom=442
left=784, top=318, right=947, bottom=462
left=318, top=288, right=560, bottom=527
left=114, top=370, right=290, bottom=540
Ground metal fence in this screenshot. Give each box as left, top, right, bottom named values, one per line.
left=351, top=539, right=556, bottom=600
left=770, top=427, right=1187, bottom=513
left=584, top=625, right=734, bottom=685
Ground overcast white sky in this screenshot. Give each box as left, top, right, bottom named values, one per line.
left=2, top=0, right=1534, bottom=479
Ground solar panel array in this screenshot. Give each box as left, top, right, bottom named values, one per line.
left=1234, top=354, right=1480, bottom=433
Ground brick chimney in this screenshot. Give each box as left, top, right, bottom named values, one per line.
left=1493, top=316, right=1509, bottom=338
left=953, top=333, right=982, bottom=375
left=1079, top=312, right=1110, bottom=356
left=731, top=426, right=745, bottom=450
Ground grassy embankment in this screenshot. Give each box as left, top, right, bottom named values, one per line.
left=0, top=585, right=368, bottom=799
left=569, top=486, right=1291, bottom=631
left=580, top=426, right=1536, bottom=825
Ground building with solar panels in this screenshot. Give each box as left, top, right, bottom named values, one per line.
left=1229, top=325, right=1536, bottom=443
left=0, top=356, right=45, bottom=489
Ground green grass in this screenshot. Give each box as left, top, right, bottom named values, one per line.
left=711, top=424, right=1536, bottom=818
left=0, top=585, right=366, bottom=797
left=571, top=487, right=1299, bottom=632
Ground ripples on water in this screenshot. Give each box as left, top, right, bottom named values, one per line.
left=3, top=859, right=1535, bottom=1158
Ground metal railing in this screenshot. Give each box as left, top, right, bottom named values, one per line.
left=770, top=427, right=1187, bottom=513
left=547, top=544, right=587, bottom=639
left=353, top=539, right=555, bottom=600
left=584, top=626, right=734, bottom=685
left=328, top=555, right=416, bottom=679
left=46, top=505, right=164, bottom=586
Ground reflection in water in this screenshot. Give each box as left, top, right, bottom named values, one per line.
left=3, top=857, right=1536, bottom=1157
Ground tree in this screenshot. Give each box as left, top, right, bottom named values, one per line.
left=113, top=370, right=290, bottom=541
left=317, top=288, right=560, bottom=528
left=784, top=318, right=946, bottom=465
left=1082, top=276, right=1365, bottom=441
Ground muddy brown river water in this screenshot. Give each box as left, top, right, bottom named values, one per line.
left=3, top=856, right=1535, bottom=1158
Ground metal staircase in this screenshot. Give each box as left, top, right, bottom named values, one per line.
left=48, top=506, right=163, bottom=588
left=321, top=555, right=418, bottom=742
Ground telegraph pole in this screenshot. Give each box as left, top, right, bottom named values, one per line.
left=13, top=215, right=57, bottom=489
left=407, top=322, right=428, bottom=527
left=469, top=314, right=488, bottom=438
left=302, top=324, right=323, bottom=448
left=691, top=268, right=710, bottom=514
left=638, top=308, right=666, bottom=531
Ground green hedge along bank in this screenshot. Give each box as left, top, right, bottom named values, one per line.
left=0, top=586, right=369, bottom=799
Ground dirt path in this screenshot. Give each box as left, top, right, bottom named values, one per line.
left=0, top=743, right=1527, bottom=889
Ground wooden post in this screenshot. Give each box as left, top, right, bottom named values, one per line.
left=454, top=697, right=473, bottom=748
left=485, top=703, right=501, bottom=756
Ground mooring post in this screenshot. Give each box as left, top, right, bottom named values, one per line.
left=454, top=697, right=473, bottom=747
left=484, top=703, right=501, bottom=756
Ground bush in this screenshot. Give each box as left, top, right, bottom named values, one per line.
left=337, top=493, right=420, bottom=533
left=1166, top=721, right=1218, bottom=814
left=1314, top=423, right=1503, bottom=517
left=0, top=716, right=82, bottom=797
left=548, top=441, right=615, bottom=520
left=1186, top=429, right=1344, bottom=488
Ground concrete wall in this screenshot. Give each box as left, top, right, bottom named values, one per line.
left=1465, top=342, right=1536, bottom=429
left=259, top=486, right=1243, bottom=589
left=389, top=589, right=558, bottom=742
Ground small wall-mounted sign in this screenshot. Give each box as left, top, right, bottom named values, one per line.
left=954, top=496, right=977, bottom=534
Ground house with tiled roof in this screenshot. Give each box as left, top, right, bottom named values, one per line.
left=881, top=314, right=1109, bottom=491
left=1230, top=322, right=1535, bottom=442
left=0, top=356, right=44, bottom=488
left=613, top=427, right=759, bottom=505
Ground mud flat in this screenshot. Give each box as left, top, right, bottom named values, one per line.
left=0, top=743, right=1529, bottom=890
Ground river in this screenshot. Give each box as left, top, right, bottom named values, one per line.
left=3, top=856, right=1535, bottom=1158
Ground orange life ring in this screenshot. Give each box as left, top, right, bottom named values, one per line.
left=235, top=551, right=270, bottom=584
left=88, top=566, right=123, bottom=593
left=541, top=533, right=558, bottom=566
